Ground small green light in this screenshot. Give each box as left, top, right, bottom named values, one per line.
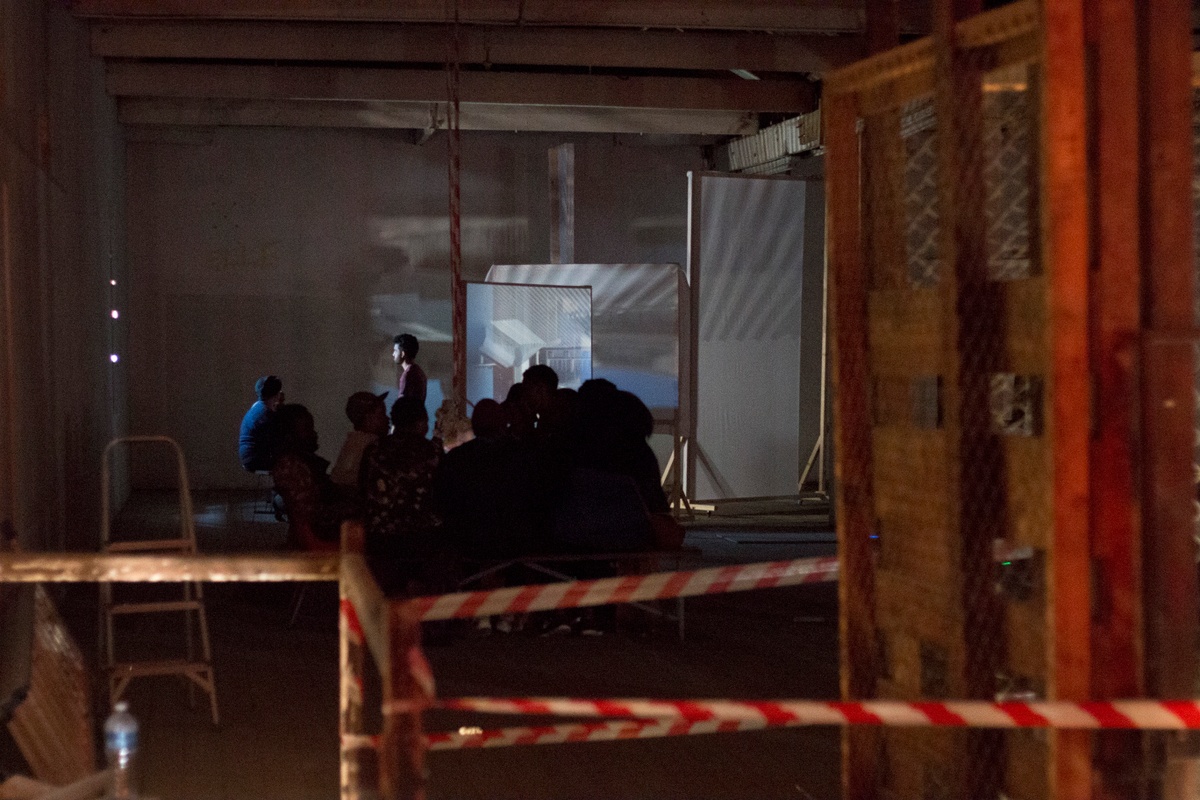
left=1001, top=561, right=1012, bottom=566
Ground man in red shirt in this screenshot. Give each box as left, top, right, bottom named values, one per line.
left=393, top=333, right=428, bottom=404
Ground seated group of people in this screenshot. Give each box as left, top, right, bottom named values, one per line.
left=238, top=357, right=680, bottom=593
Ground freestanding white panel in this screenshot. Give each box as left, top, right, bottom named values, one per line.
left=687, top=173, right=824, bottom=500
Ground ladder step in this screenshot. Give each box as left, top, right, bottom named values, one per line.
left=109, top=600, right=204, bottom=615
left=110, top=659, right=212, bottom=678
left=106, top=539, right=195, bottom=554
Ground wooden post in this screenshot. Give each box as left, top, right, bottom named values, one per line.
left=378, top=600, right=428, bottom=800
left=1137, top=0, right=1199, bottom=795
left=1040, top=1, right=1092, bottom=798
left=549, top=143, right=575, bottom=264
left=1138, top=0, right=1199, bottom=699
left=340, top=523, right=367, bottom=799
left=1087, top=0, right=1144, bottom=797
left=826, top=90, right=879, bottom=800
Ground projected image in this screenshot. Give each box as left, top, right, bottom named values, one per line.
left=466, top=282, right=592, bottom=405
left=486, top=264, right=682, bottom=419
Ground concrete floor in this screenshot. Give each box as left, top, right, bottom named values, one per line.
left=48, top=491, right=841, bottom=800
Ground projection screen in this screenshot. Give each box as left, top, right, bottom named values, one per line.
left=465, top=281, right=592, bottom=405
left=486, top=264, right=686, bottom=424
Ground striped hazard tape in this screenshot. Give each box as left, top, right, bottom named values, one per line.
left=342, top=698, right=1200, bottom=755
left=410, top=556, right=838, bottom=621
left=437, top=697, right=1200, bottom=730
left=425, top=718, right=777, bottom=750
left=343, top=718, right=778, bottom=754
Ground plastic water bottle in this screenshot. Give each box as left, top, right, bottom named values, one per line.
left=104, top=701, right=139, bottom=799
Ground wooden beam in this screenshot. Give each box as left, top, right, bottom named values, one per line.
left=1139, top=2, right=1198, bottom=793
left=0, top=553, right=339, bottom=582
left=1088, top=1, right=1144, bottom=797
left=341, top=553, right=388, bottom=675
left=1041, top=0, right=1092, bottom=798
left=117, top=98, right=759, bottom=135
left=340, top=522, right=369, bottom=798
left=1138, top=0, right=1198, bottom=701
left=74, top=0, right=931, bottom=35
left=90, top=20, right=860, bottom=74
left=105, top=62, right=815, bottom=113
left=379, top=600, right=427, bottom=800
left=826, top=90, right=879, bottom=800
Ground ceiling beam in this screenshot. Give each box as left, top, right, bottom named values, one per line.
left=74, top=0, right=929, bottom=35
left=117, top=98, right=759, bottom=135
left=105, top=63, right=816, bottom=113
left=90, top=20, right=862, bottom=74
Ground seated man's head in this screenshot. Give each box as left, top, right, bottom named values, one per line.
left=521, top=364, right=559, bottom=416
left=345, top=391, right=389, bottom=437
left=392, top=333, right=419, bottom=365
left=276, top=403, right=318, bottom=454
left=390, top=396, right=428, bottom=437
left=471, top=398, right=505, bottom=440
left=255, top=375, right=285, bottom=411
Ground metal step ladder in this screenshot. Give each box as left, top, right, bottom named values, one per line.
left=99, top=436, right=219, bottom=725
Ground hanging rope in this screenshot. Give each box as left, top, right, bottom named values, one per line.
left=445, top=0, right=466, bottom=406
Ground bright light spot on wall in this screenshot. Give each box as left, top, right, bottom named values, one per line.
left=109, top=354, right=119, bottom=364
left=110, top=279, right=117, bottom=286
left=111, top=309, right=119, bottom=319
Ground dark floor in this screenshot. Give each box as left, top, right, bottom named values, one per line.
left=36, top=490, right=841, bottom=800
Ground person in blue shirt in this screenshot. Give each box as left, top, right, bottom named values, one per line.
left=238, top=375, right=285, bottom=472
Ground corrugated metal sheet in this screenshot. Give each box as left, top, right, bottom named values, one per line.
left=724, top=110, right=822, bottom=173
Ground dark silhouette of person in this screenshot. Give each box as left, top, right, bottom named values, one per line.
left=433, top=398, right=537, bottom=560
left=270, top=403, right=355, bottom=550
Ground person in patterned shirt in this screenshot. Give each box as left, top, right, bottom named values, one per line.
left=362, top=396, right=442, bottom=560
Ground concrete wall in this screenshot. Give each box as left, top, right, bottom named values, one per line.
left=0, top=2, right=126, bottom=550
left=125, top=127, right=703, bottom=489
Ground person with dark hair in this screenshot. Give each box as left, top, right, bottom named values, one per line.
left=270, top=404, right=356, bottom=550
left=469, top=398, right=505, bottom=439
left=238, top=375, right=285, bottom=471
left=501, top=381, right=535, bottom=442
left=331, top=391, right=389, bottom=490
left=521, top=363, right=558, bottom=414
left=433, top=398, right=536, bottom=559
left=361, top=396, right=442, bottom=562
left=551, top=382, right=672, bottom=553
left=392, top=333, right=428, bottom=404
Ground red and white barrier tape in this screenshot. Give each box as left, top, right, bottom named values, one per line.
left=410, top=556, right=838, bottom=621
left=438, top=697, right=1200, bottom=730
left=340, top=599, right=364, bottom=646
left=425, top=718, right=775, bottom=750
left=343, top=698, right=1200, bottom=756
left=343, top=719, right=777, bottom=754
